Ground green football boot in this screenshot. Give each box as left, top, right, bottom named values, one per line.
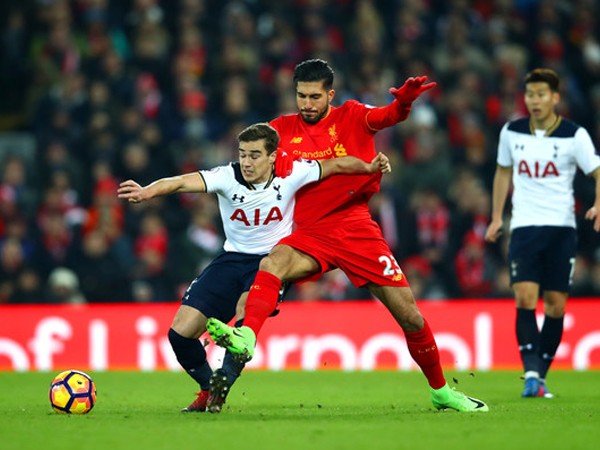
left=206, top=318, right=256, bottom=362
left=430, top=383, right=489, bottom=412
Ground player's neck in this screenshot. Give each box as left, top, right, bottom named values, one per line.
left=530, top=112, right=559, bottom=133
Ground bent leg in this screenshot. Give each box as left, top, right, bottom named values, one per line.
left=243, top=245, right=320, bottom=335
left=169, top=305, right=212, bottom=390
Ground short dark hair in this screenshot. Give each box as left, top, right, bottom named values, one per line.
left=293, top=59, right=335, bottom=90
left=237, top=123, right=280, bottom=155
left=525, top=68, right=560, bottom=92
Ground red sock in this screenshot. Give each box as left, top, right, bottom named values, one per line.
left=243, top=270, right=282, bottom=336
left=404, top=319, right=446, bottom=389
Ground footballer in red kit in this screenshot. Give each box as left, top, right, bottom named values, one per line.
left=207, top=59, right=489, bottom=412
left=270, top=100, right=407, bottom=287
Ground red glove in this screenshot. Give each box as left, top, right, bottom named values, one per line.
left=274, top=147, right=294, bottom=178
left=389, top=76, right=437, bottom=105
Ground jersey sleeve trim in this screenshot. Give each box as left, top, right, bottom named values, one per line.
left=317, top=160, right=324, bottom=180
left=197, top=171, right=208, bottom=190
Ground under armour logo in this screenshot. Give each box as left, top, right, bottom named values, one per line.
left=519, top=343, right=534, bottom=351
left=515, top=144, right=524, bottom=151
left=273, top=184, right=282, bottom=200
left=232, top=194, right=245, bottom=203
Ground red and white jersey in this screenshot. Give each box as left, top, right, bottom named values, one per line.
left=497, top=117, right=600, bottom=229
left=271, top=100, right=381, bottom=228
left=199, top=160, right=321, bottom=254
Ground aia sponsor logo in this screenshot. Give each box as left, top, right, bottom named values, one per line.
left=517, top=160, right=559, bottom=178
left=230, top=207, right=283, bottom=226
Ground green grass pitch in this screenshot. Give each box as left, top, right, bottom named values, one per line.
left=0, top=370, right=598, bottom=450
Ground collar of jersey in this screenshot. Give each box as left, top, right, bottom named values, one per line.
left=529, top=115, right=562, bottom=137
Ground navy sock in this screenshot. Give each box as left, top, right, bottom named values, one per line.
left=168, top=328, right=212, bottom=390
left=538, top=315, right=564, bottom=379
left=221, top=319, right=246, bottom=385
left=516, top=308, right=540, bottom=374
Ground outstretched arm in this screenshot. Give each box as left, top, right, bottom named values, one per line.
left=320, top=153, right=391, bottom=179
left=584, top=167, right=600, bottom=232
left=484, top=165, right=512, bottom=242
left=117, top=172, right=206, bottom=203
left=366, top=76, right=437, bottom=131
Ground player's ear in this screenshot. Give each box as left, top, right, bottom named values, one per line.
left=328, top=89, right=335, bottom=102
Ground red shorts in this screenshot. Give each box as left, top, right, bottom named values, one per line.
left=278, top=219, right=410, bottom=288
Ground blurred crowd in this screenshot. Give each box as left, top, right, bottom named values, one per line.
left=1, top=0, right=600, bottom=304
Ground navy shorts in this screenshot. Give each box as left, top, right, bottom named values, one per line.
left=508, top=226, right=576, bottom=292
left=182, top=252, right=265, bottom=322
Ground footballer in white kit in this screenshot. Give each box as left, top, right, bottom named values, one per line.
left=497, top=116, right=600, bottom=289
left=118, top=122, right=391, bottom=412
left=485, top=69, right=600, bottom=399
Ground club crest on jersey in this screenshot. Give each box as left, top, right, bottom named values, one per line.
left=273, top=184, right=282, bottom=200
left=329, top=124, right=338, bottom=142
left=517, top=160, right=559, bottom=178
left=230, top=207, right=283, bottom=226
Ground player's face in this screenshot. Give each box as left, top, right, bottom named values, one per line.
left=524, top=82, right=559, bottom=127
left=296, top=81, right=335, bottom=124
left=238, top=139, right=276, bottom=184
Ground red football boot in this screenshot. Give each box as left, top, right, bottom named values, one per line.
left=181, top=389, right=209, bottom=412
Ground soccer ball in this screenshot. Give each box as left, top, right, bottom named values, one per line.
left=49, top=370, right=97, bottom=414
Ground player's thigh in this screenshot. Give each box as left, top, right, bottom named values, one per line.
left=508, top=226, right=544, bottom=286
left=543, top=290, right=568, bottom=317
left=367, top=284, right=423, bottom=331
left=260, top=244, right=320, bottom=281
left=171, top=305, right=208, bottom=339
left=540, top=227, right=576, bottom=293
left=332, top=221, right=409, bottom=288
left=182, top=252, right=262, bottom=326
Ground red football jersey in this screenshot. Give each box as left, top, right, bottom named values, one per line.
left=270, top=100, right=382, bottom=227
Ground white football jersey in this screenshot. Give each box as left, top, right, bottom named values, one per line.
left=497, top=117, right=600, bottom=229
left=200, top=160, right=321, bottom=254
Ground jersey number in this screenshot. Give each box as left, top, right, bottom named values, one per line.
left=379, top=255, right=402, bottom=276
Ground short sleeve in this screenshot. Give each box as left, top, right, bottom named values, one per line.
left=573, top=127, right=600, bottom=175
left=285, top=159, right=322, bottom=189
left=199, top=165, right=231, bottom=194
left=496, top=123, right=513, bottom=167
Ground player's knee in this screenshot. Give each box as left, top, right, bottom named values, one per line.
left=544, top=296, right=566, bottom=318
left=259, top=246, right=292, bottom=275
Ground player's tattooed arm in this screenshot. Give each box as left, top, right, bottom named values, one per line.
left=118, top=172, right=206, bottom=203
left=584, top=167, right=600, bottom=232
left=320, top=152, right=391, bottom=178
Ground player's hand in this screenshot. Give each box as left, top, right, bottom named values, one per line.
left=117, top=180, right=147, bottom=203
left=585, top=205, right=600, bottom=232
left=484, top=219, right=503, bottom=243
left=389, top=76, right=437, bottom=105
left=274, top=147, right=294, bottom=178
left=370, top=152, right=391, bottom=174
